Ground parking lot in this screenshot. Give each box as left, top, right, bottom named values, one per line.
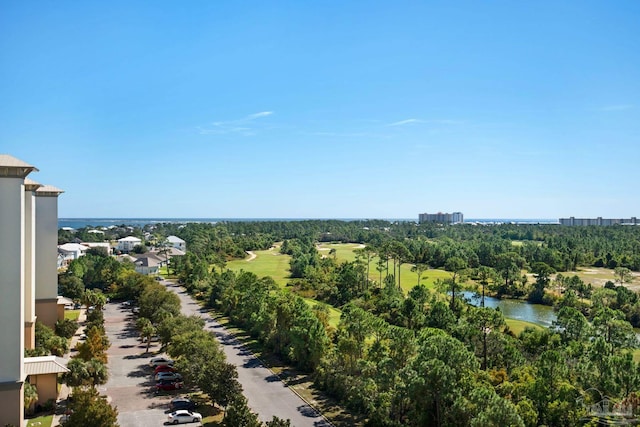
left=103, top=302, right=201, bottom=427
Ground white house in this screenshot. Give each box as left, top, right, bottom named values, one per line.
left=167, top=235, right=186, bottom=252
left=117, top=236, right=142, bottom=253
left=82, top=241, right=113, bottom=255
left=133, top=253, right=163, bottom=275
left=57, top=243, right=89, bottom=266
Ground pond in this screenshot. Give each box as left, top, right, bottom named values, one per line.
left=461, top=291, right=557, bottom=328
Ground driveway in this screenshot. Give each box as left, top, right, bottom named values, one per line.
left=163, top=281, right=332, bottom=426
left=103, top=302, right=199, bottom=427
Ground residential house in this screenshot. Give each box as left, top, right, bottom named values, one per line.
left=134, top=253, right=163, bottom=275
left=167, top=235, right=186, bottom=252
left=81, top=241, right=113, bottom=255
left=57, top=242, right=89, bottom=266
left=117, top=236, right=142, bottom=253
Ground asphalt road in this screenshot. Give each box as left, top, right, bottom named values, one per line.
left=164, top=281, right=332, bottom=427
left=103, top=302, right=200, bottom=427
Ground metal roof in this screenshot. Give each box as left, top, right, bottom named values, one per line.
left=57, top=296, right=74, bottom=305
left=35, top=184, right=64, bottom=196
left=58, top=243, right=89, bottom=252
left=24, top=177, right=42, bottom=191
left=118, top=236, right=142, bottom=242
left=24, top=356, right=69, bottom=376
left=0, top=154, right=39, bottom=177
left=135, top=255, right=162, bottom=267
left=0, top=154, right=37, bottom=168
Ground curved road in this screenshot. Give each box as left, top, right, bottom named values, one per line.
left=164, top=281, right=332, bottom=427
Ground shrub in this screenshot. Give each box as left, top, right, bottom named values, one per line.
left=56, top=318, right=79, bottom=339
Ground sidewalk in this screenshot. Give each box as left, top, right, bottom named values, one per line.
left=51, top=309, right=87, bottom=427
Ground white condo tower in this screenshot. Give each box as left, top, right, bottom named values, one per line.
left=0, top=154, right=38, bottom=427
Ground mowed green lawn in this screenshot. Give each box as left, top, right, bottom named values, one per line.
left=226, top=246, right=342, bottom=326
left=227, top=243, right=549, bottom=335
left=316, top=242, right=365, bottom=263
left=228, top=243, right=453, bottom=293
left=226, top=247, right=292, bottom=286
left=317, top=243, right=451, bottom=293
left=504, top=318, right=542, bottom=336
left=304, top=298, right=342, bottom=328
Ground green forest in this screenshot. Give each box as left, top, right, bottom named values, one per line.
left=60, top=220, right=640, bottom=426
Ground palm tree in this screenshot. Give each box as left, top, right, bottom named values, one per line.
left=24, top=381, right=38, bottom=414
left=82, top=289, right=107, bottom=311
left=136, top=317, right=157, bottom=353
left=85, top=359, right=109, bottom=387
left=62, top=358, right=90, bottom=389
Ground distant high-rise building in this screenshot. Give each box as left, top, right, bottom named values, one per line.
left=559, top=216, right=639, bottom=226
left=419, top=211, right=464, bottom=224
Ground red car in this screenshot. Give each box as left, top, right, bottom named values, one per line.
left=156, top=380, right=183, bottom=391
left=154, top=365, right=176, bottom=374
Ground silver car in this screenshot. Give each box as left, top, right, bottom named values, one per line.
left=155, top=371, right=183, bottom=382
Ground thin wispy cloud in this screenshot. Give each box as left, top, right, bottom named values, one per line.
left=247, top=111, right=273, bottom=119
left=387, top=118, right=464, bottom=127
left=598, top=104, right=634, bottom=112
left=198, top=111, right=274, bottom=135
left=388, top=118, right=423, bottom=126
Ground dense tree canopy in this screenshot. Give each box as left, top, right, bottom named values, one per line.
left=58, top=219, right=640, bottom=425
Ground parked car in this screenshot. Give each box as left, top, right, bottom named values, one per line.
left=170, top=397, right=196, bottom=411
left=156, top=371, right=182, bottom=382
left=167, top=410, right=202, bottom=424
left=156, top=379, right=183, bottom=391
left=149, top=356, right=174, bottom=367
left=155, top=364, right=176, bottom=374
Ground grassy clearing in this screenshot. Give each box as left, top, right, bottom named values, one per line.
left=227, top=242, right=453, bottom=293
left=505, top=318, right=542, bottom=336
left=318, top=243, right=452, bottom=293
left=566, top=267, right=617, bottom=287
left=227, top=247, right=292, bottom=286
left=199, top=403, right=224, bottom=426
left=64, top=309, right=80, bottom=321
left=304, top=298, right=342, bottom=328
left=228, top=242, right=550, bottom=333
left=26, top=414, right=53, bottom=427
left=316, top=242, right=365, bottom=263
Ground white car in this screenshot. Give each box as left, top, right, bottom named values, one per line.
left=167, top=410, right=202, bottom=424
left=155, top=371, right=182, bottom=382
left=149, top=356, right=174, bottom=367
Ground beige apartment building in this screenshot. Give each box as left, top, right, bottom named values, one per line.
left=0, top=154, right=67, bottom=426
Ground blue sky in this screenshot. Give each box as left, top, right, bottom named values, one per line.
left=1, top=1, right=639, bottom=219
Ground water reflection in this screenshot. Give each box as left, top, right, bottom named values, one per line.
left=461, top=291, right=557, bottom=328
